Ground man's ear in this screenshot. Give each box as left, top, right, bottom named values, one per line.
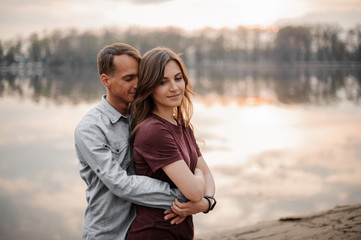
left=100, top=74, right=109, bottom=87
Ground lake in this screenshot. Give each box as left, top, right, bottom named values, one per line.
left=0, top=64, right=360, bottom=239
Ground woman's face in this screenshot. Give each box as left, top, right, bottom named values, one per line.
left=152, top=60, right=185, bottom=111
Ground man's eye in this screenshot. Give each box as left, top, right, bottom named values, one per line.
left=124, top=76, right=134, bottom=82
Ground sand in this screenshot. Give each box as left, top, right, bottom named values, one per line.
left=195, top=203, right=361, bottom=240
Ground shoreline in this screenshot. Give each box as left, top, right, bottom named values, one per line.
left=195, top=202, right=361, bottom=240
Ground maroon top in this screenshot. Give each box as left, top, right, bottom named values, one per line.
left=126, top=114, right=201, bottom=240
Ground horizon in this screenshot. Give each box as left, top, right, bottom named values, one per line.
left=1, top=0, right=361, bottom=42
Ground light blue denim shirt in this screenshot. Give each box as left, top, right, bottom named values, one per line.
left=74, top=95, right=185, bottom=240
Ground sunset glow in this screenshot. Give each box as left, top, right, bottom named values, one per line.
left=1, top=0, right=361, bottom=239
left=0, top=0, right=360, bottom=40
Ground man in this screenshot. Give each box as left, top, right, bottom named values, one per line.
left=74, top=43, right=210, bottom=239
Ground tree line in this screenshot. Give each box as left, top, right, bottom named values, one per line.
left=1, top=23, right=361, bottom=68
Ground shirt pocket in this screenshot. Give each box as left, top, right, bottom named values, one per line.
left=104, top=141, right=129, bottom=167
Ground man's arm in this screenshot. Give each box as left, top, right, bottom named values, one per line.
left=75, top=123, right=186, bottom=209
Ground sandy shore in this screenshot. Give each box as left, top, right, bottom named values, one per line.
left=195, top=203, right=361, bottom=240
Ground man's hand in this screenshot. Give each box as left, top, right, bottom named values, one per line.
left=163, top=198, right=209, bottom=224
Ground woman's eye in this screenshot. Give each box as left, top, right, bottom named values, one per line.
left=160, top=80, right=166, bottom=85
left=175, top=76, right=183, bottom=81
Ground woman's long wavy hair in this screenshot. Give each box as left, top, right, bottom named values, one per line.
left=130, top=47, right=194, bottom=140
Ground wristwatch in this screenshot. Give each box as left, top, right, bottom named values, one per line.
left=203, top=196, right=217, bottom=214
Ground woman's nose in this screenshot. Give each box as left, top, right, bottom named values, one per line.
left=169, top=80, right=177, bottom=91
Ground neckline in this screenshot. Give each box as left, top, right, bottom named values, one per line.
left=151, top=113, right=179, bottom=127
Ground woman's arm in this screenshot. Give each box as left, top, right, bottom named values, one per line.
left=165, top=156, right=215, bottom=223
left=196, top=156, right=215, bottom=197
left=162, top=160, right=205, bottom=202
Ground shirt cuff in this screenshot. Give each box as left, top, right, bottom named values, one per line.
left=173, top=188, right=188, bottom=203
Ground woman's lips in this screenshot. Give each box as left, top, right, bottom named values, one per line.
left=167, top=94, right=181, bottom=99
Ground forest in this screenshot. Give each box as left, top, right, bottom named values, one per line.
left=1, top=23, right=361, bottom=69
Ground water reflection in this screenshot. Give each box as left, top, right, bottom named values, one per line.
left=1, top=64, right=360, bottom=105
left=192, top=64, right=361, bottom=105
left=191, top=100, right=361, bottom=233
left=0, top=65, right=103, bottom=104
left=0, top=65, right=361, bottom=239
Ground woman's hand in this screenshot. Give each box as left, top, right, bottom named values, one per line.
left=163, top=210, right=187, bottom=225
left=172, top=198, right=209, bottom=216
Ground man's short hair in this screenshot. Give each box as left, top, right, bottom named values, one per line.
left=97, top=43, right=141, bottom=76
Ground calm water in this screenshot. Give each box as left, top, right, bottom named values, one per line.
left=0, top=64, right=360, bottom=239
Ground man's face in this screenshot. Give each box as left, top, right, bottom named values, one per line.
left=106, top=54, right=138, bottom=104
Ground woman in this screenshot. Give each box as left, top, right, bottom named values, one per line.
left=126, top=47, right=216, bottom=239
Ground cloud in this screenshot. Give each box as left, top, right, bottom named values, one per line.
left=275, top=10, right=361, bottom=29
left=0, top=178, right=38, bottom=195
left=108, top=0, right=173, bottom=4
left=0, top=195, right=83, bottom=239
left=0, top=172, right=85, bottom=239
left=306, top=0, right=361, bottom=12
left=130, top=0, right=173, bottom=4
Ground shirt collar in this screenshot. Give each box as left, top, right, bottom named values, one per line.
left=100, top=95, right=129, bottom=124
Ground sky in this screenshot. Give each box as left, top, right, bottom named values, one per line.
left=0, top=0, right=361, bottom=41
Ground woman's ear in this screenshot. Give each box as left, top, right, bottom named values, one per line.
left=100, top=74, right=109, bottom=87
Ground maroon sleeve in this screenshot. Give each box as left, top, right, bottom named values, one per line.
left=134, top=120, right=183, bottom=173
left=187, top=127, right=202, bottom=157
